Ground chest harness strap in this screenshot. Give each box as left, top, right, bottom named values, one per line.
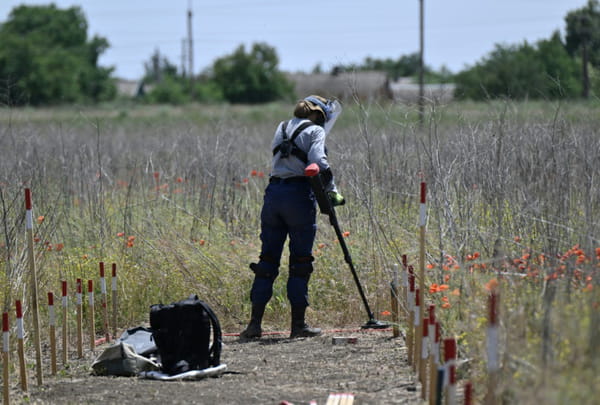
left=272, top=120, right=315, bottom=165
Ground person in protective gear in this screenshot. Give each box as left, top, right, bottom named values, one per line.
left=241, top=95, right=344, bottom=339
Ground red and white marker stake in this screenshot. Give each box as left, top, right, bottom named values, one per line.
left=111, top=263, right=118, bottom=338
left=420, top=317, right=429, bottom=399
left=24, top=189, right=43, bottom=385
left=428, top=307, right=438, bottom=405
left=407, top=271, right=415, bottom=365
left=61, top=280, right=68, bottom=365
left=443, top=337, right=457, bottom=405
left=407, top=266, right=415, bottom=319
left=100, top=262, right=110, bottom=342
left=417, top=182, right=427, bottom=379
left=15, top=300, right=28, bottom=391
left=391, top=263, right=400, bottom=338
left=76, top=278, right=83, bottom=358
left=401, top=254, right=408, bottom=322
left=464, top=381, right=473, bottom=405
left=413, top=288, right=421, bottom=374
left=486, top=292, right=500, bottom=405
left=48, top=293, right=57, bottom=375
left=3, top=312, right=10, bottom=405
left=88, top=280, right=95, bottom=351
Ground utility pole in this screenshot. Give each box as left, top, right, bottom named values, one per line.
left=181, top=38, right=187, bottom=78
left=187, top=0, right=194, bottom=96
left=418, top=0, right=425, bottom=126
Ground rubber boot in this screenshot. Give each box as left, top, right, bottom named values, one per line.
left=290, top=306, right=321, bottom=338
left=240, top=303, right=266, bottom=339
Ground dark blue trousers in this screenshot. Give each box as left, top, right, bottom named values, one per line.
left=250, top=180, right=317, bottom=307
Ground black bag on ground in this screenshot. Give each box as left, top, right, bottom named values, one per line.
left=149, top=294, right=222, bottom=376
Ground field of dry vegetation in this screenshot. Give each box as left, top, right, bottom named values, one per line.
left=0, top=99, right=599, bottom=403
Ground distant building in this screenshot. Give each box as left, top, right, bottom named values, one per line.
left=115, top=78, right=151, bottom=98
left=286, top=71, right=454, bottom=103
left=389, top=78, right=455, bottom=104
left=286, top=71, right=390, bottom=102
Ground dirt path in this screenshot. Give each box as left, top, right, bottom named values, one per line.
left=16, top=329, right=420, bottom=404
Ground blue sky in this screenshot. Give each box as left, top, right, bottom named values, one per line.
left=0, top=0, right=588, bottom=80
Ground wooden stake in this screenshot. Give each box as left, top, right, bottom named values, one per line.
left=88, top=280, right=95, bottom=351
left=429, top=317, right=440, bottom=405
left=61, top=280, right=68, bottom=366
left=3, top=312, right=10, bottom=405
left=401, top=255, right=409, bottom=324
left=485, top=292, right=500, bottom=405
left=111, top=263, right=118, bottom=338
left=391, top=264, right=399, bottom=338
left=407, top=271, right=415, bottom=366
left=444, top=337, right=457, bottom=405
left=24, top=189, right=43, bottom=385
left=418, top=182, right=427, bottom=379
left=48, top=293, right=57, bottom=375
left=414, top=288, right=421, bottom=375
left=99, top=262, right=110, bottom=342
left=76, top=278, right=83, bottom=358
left=15, top=300, right=27, bottom=391
left=421, top=317, right=429, bottom=400
left=464, top=381, right=473, bottom=405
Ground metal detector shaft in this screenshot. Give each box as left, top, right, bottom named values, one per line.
left=304, top=165, right=377, bottom=323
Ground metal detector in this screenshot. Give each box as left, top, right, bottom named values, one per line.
left=304, top=164, right=388, bottom=329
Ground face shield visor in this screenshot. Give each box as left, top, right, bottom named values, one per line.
left=323, top=100, right=342, bottom=135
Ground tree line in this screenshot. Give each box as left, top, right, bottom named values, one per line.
left=0, top=2, right=599, bottom=106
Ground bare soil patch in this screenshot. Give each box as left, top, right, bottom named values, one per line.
left=15, top=329, right=420, bottom=404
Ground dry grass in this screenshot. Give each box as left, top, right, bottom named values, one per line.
left=0, top=99, right=599, bottom=403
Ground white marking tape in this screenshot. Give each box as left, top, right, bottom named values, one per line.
left=421, top=336, right=429, bottom=359
left=487, top=325, right=499, bottom=371
left=419, top=203, right=427, bottom=226
left=17, top=318, right=24, bottom=339
left=100, top=278, right=106, bottom=294
left=49, top=305, right=55, bottom=326
left=26, top=210, right=33, bottom=230
left=428, top=324, right=435, bottom=352
left=3, top=331, right=8, bottom=353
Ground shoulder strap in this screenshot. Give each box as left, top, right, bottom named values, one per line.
left=281, top=120, right=288, bottom=140
left=191, top=295, right=222, bottom=367
left=272, top=120, right=316, bottom=162
left=273, top=120, right=289, bottom=156
left=288, top=121, right=315, bottom=164
left=289, top=121, right=314, bottom=143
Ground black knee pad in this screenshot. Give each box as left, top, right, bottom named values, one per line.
left=249, top=262, right=278, bottom=279
left=289, top=256, right=314, bottom=281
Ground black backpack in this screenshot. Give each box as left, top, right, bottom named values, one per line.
left=149, top=295, right=222, bottom=375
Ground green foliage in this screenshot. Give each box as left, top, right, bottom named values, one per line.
left=565, top=0, right=600, bottom=67
left=140, top=49, right=225, bottom=104
left=145, top=75, right=189, bottom=105
left=211, top=42, right=294, bottom=103
left=192, top=79, right=225, bottom=103
left=454, top=33, right=581, bottom=100
left=0, top=4, right=115, bottom=106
